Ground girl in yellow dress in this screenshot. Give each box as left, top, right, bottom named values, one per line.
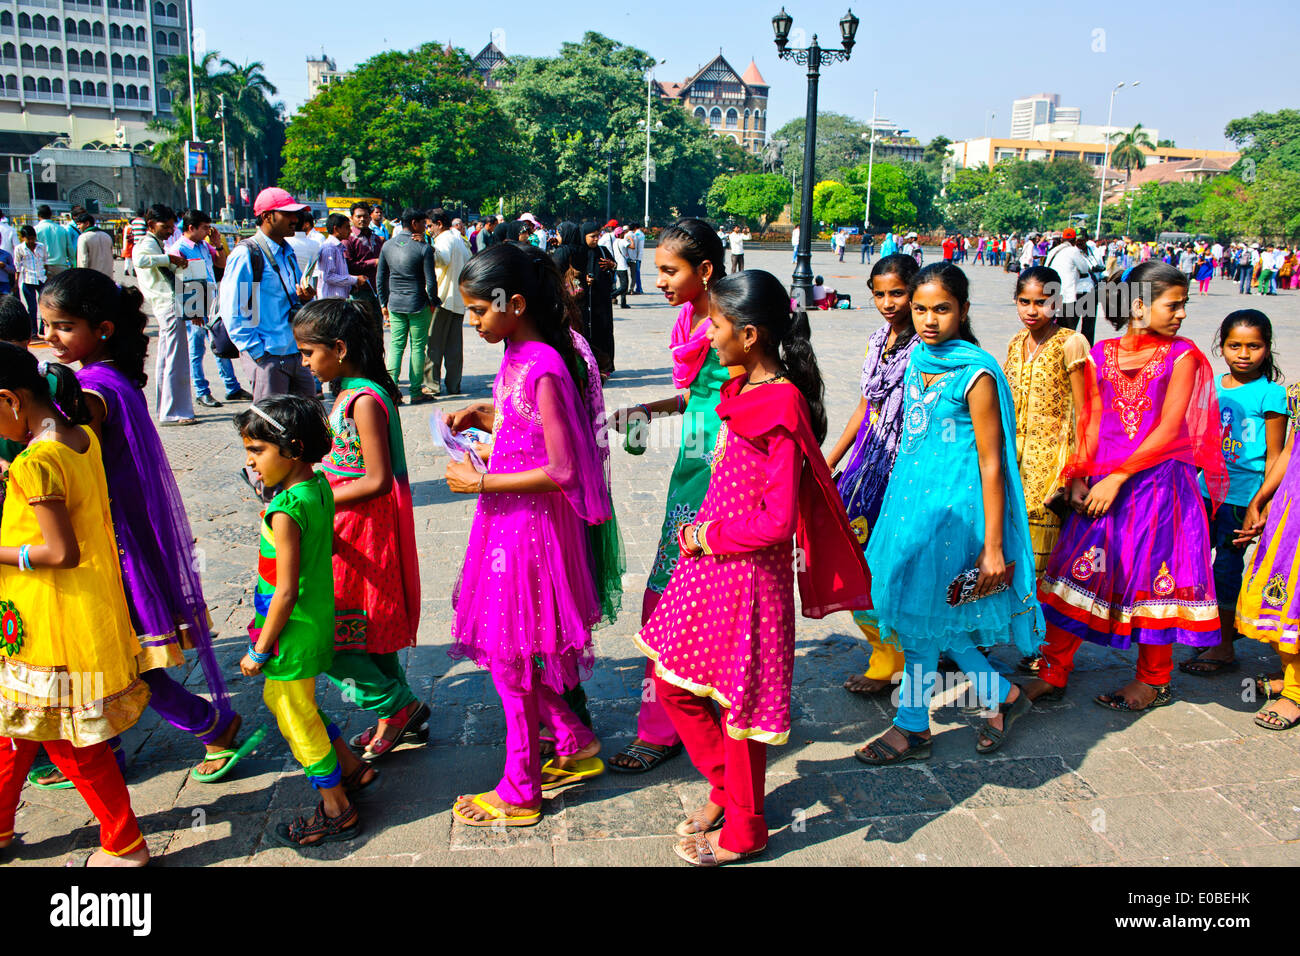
left=1003, top=267, right=1089, bottom=674
left=0, top=345, right=150, bottom=865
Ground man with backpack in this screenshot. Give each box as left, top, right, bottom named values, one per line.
left=217, top=187, right=317, bottom=404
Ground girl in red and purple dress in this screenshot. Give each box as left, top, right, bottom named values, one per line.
left=635, top=270, right=871, bottom=866
left=292, top=298, right=426, bottom=767
left=1028, top=262, right=1227, bottom=712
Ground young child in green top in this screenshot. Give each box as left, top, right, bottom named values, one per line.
left=235, top=395, right=375, bottom=850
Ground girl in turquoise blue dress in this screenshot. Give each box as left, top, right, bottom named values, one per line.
left=858, top=263, right=1044, bottom=763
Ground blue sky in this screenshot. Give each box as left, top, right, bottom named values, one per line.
left=195, top=0, right=1286, bottom=150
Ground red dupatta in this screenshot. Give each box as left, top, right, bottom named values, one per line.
left=1062, top=334, right=1229, bottom=511
left=717, top=377, right=872, bottom=619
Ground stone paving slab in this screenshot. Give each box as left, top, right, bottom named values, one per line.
left=6, top=250, right=1300, bottom=866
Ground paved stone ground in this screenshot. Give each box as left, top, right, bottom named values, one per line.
left=8, top=249, right=1300, bottom=866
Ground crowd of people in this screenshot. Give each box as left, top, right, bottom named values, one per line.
left=2, top=187, right=1300, bottom=868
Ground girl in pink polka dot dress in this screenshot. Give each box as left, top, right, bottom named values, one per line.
left=636, top=270, right=871, bottom=866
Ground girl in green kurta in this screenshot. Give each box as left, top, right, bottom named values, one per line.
left=608, top=218, right=729, bottom=776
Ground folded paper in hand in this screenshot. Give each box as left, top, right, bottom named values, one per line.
left=429, top=414, right=489, bottom=473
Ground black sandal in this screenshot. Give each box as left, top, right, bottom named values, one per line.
left=854, top=729, right=932, bottom=766
left=342, top=764, right=381, bottom=799
left=1178, top=655, right=1239, bottom=676
left=1016, top=655, right=1042, bottom=676
left=1253, top=705, right=1300, bottom=731
left=975, top=692, right=1032, bottom=754
left=1094, top=683, right=1173, bottom=713
left=608, top=741, right=683, bottom=774
left=272, top=801, right=361, bottom=851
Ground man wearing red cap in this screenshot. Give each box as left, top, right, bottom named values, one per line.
left=218, top=187, right=318, bottom=409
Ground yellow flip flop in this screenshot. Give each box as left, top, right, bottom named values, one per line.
left=540, top=756, right=605, bottom=791
left=451, top=794, right=541, bottom=828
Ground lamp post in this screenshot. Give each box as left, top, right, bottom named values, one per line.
left=216, top=92, right=232, bottom=222
left=603, top=137, right=625, bottom=223
left=862, top=89, right=877, bottom=242
left=184, top=0, right=200, bottom=210
left=639, top=59, right=665, bottom=229
left=1094, top=80, right=1139, bottom=240
left=773, top=6, right=859, bottom=313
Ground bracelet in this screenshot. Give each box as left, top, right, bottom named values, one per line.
left=247, top=643, right=272, bottom=665
left=636, top=403, right=651, bottom=422
left=477, top=472, right=486, bottom=494
left=677, top=394, right=687, bottom=414
left=18, top=544, right=31, bottom=571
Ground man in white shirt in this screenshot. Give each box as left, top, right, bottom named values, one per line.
left=425, top=206, right=469, bottom=396
left=133, top=203, right=196, bottom=424
left=628, top=225, right=645, bottom=293
left=791, top=225, right=800, bottom=263
left=611, top=227, right=631, bottom=309
left=1045, top=228, right=1097, bottom=343
left=74, top=211, right=115, bottom=278
left=286, top=210, right=323, bottom=281
left=169, top=208, right=248, bottom=407
left=0, top=211, right=16, bottom=258
left=727, top=224, right=752, bottom=273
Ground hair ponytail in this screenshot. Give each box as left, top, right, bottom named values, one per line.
left=0, top=343, right=92, bottom=426
left=40, top=268, right=149, bottom=387
left=292, top=298, right=400, bottom=403
left=709, top=270, right=828, bottom=443
left=459, top=242, right=587, bottom=397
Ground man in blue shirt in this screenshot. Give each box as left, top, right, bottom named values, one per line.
left=0, top=245, right=14, bottom=296
left=218, top=187, right=317, bottom=404
left=34, top=204, right=71, bottom=278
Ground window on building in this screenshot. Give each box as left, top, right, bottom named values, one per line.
left=111, top=52, right=121, bottom=68
left=136, top=0, right=145, bottom=13
left=70, top=78, right=80, bottom=94
left=138, top=83, right=147, bottom=98
left=19, top=43, right=31, bottom=62
left=37, top=76, right=50, bottom=93
left=693, top=107, right=705, bottom=123
left=2, top=43, right=13, bottom=59
left=108, top=0, right=118, bottom=10
left=91, top=21, right=103, bottom=37
left=124, top=54, right=135, bottom=70
left=135, top=26, right=145, bottom=41
left=22, top=75, right=33, bottom=91
left=49, top=47, right=60, bottom=65
left=6, top=74, right=17, bottom=91
left=81, top=50, right=93, bottom=68
left=125, top=83, right=137, bottom=99
left=710, top=107, right=721, bottom=127
left=109, top=23, right=119, bottom=40
left=165, top=2, right=176, bottom=16
left=0, top=12, right=12, bottom=27
left=138, top=55, right=147, bottom=70
left=113, top=82, right=123, bottom=97
left=17, top=13, right=29, bottom=29
left=34, top=44, right=47, bottom=66
left=95, top=81, right=106, bottom=96
left=32, top=15, right=45, bottom=30
left=94, top=50, right=105, bottom=67
left=52, top=77, right=62, bottom=93
left=64, top=17, right=75, bottom=33
left=726, top=108, right=738, bottom=129
left=154, top=29, right=163, bottom=44
left=152, top=1, right=163, bottom=13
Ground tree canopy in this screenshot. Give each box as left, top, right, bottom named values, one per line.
left=706, top=172, right=791, bottom=229
left=281, top=44, right=516, bottom=211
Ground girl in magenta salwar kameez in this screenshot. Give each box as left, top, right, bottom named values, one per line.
left=636, top=270, right=871, bottom=866
left=445, top=243, right=618, bottom=827
left=1028, top=262, right=1228, bottom=713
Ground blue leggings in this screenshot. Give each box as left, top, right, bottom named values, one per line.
left=894, top=641, right=1012, bottom=734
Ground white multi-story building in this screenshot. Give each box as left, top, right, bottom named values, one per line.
left=1009, top=93, right=1081, bottom=140
left=0, top=0, right=182, bottom=152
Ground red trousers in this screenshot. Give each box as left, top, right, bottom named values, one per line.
left=654, top=675, right=768, bottom=854
left=1038, top=624, right=1174, bottom=689
left=0, top=737, right=143, bottom=856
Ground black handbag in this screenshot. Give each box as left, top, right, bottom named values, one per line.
left=208, top=317, right=240, bottom=359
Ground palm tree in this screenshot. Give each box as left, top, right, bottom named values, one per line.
left=147, top=50, right=223, bottom=181
left=1108, top=123, right=1155, bottom=184
left=220, top=59, right=280, bottom=201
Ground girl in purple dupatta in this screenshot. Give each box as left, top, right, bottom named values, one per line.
left=37, top=270, right=259, bottom=786
left=445, top=244, right=612, bottom=827
left=824, top=253, right=919, bottom=697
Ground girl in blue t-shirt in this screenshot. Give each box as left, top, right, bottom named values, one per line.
left=1182, top=310, right=1287, bottom=675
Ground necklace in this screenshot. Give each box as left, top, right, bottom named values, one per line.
left=1022, top=327, right=1057, bottom=366
left=748, top=372, right=786, bottom=386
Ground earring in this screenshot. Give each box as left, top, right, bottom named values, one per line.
left=744, top=342, right=751, bottom=353
left=101, top=335, right=107, bottom=340
left=703, top=277, right=709, bottom=291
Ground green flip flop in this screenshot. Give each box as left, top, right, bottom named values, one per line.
left=26, top=764, right=75, bottom=791
left=191, top=726, right=267, bottom=783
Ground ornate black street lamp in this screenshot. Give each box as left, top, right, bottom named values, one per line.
left=773, top=7, right=859, bottom=312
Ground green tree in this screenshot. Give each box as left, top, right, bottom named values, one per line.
left=714, top=173, right=791, bottom=229
left=841, top=162, right=916, bottom=230
left=1108, top=124, right=1155, bottom=184
left=812, top=180, right=862, bottom=227
left=1224, top=109, right=1300, bottom=172
left=772, top=112, right=872, bottom=185
left=491, top=32, right=727, bottom=222
left=281, top=44, right=517, bottom=212
left=705, top=174, right=731, bottom=221
left=922, top=135, right=952, bottom=168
